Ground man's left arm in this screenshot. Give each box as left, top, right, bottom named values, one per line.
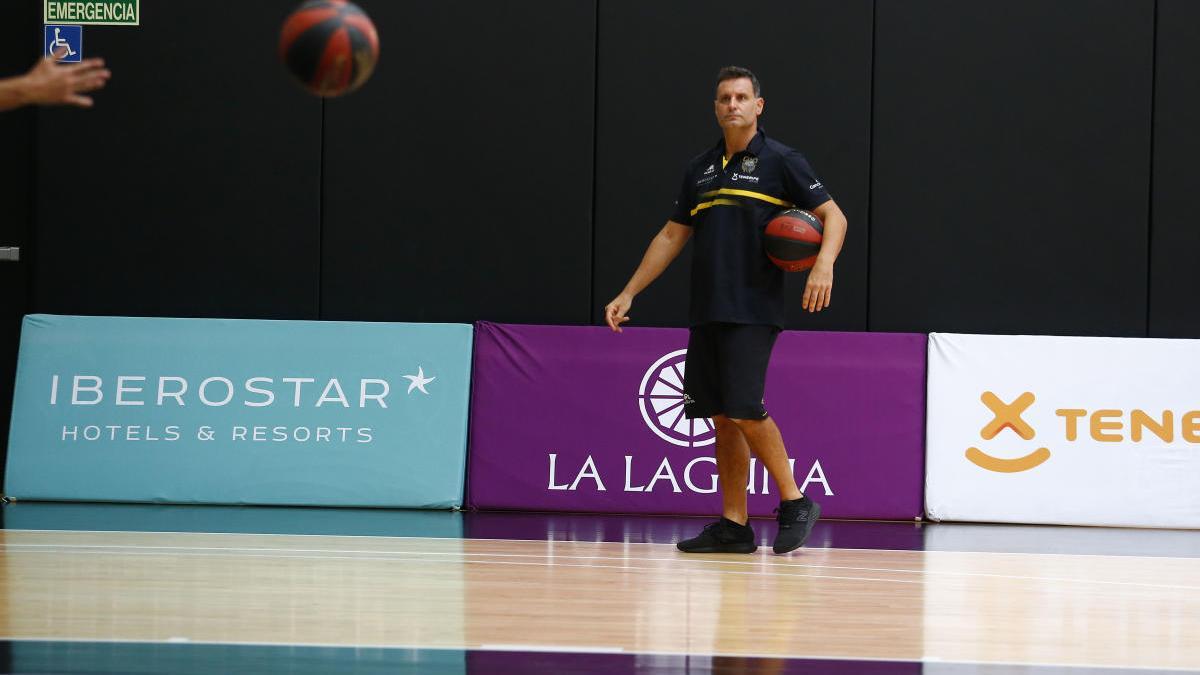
left=802, top=199, right=847, bottom=313
left=780, top=151, right=847, bottom=313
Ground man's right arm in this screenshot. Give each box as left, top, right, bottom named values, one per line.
left=0, top=53, right=111, bottom=112
left=604, top=220, right=692, bottom=332
left=0, top=75, right=33, bottom=112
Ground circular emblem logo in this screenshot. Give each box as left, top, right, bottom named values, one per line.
left=637, top=349, right=716, bottom=448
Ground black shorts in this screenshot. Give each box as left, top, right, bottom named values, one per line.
left=682, top=322, right=780, bottom=420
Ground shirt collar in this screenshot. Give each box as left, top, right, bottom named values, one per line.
left=747, top=127, right=767, bottom=155
left=713, top=127, right=767, bottom=160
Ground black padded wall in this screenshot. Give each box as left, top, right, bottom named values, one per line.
left=1149, top=0, right=1200, bottom=338
left=870, top=0, right=1154, bottom=336
left=31, top=1, right=322, bottom=320
left=593, top=0, right=873, bottom=330
left=2, top=0, right=1190, bottom=347
left=0, top=1, right=38, bottom=489
left=320, top=1, right=597, bottom=325
left=1, top=10, right=35, bottom=247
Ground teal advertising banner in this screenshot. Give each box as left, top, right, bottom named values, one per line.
left=5, top=315, right=472, bottom=507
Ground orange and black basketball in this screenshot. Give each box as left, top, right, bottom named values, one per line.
left=764, top=209, right=824, bottom=272
left=279, top=0, right=379, bottom=97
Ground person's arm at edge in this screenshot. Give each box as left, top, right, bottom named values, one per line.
left=604, top=220, right=693, bottom=332
left=0, top=52, right=110, bottom=112
left=0, top=74, right=34, bottom=112
left=802, top=199, right=847, bottom=312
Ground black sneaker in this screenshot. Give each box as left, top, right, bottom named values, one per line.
left=676, top=517, right=757, bottom=554
left=773, top=496, right=821, bottom=554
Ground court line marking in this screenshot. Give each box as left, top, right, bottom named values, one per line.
left=5, top=542, right=1199, bottom=591
left=479, top=643, right=625, bottom=653
left=7, top=538, right=1198, bottom=575
left=6, top=527, right=1198, bottom=561
left=14, top=526, right=1200, bottom=571
left=6, top=536, right=1199, bottom=581
left=1, top=636, right=1198, bottom=673
left=0, top=546, right=929, bottom=585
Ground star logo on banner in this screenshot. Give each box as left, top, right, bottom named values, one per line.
left=403, top=367, right=436, bottom=395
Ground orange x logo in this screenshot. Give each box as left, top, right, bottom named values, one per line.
left=966, top=391, right=1050, bottom=473
left=980, top=391, right=1036, bottom=440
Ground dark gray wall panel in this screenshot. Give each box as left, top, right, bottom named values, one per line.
left=1149, top=0, right=1200, bottom=338
left=31, top=1, right=322, bottom=320
left=320, top=1, right=596, bottom=325
left=871, top=0, right=1153, bottom=336
left=1, top=15, right=34, bottom=245
left=0, top=0, right=38, bottom=490
left=593, top=0, right=872, bottom=330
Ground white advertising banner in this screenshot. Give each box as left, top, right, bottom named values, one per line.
left=926, top=333, right=1200, bottom=528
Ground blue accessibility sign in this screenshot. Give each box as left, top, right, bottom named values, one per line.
left=45, top=25, right=83, bottom=63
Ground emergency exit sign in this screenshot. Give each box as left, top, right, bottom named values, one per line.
left=45, top=1, right=139, bottom=26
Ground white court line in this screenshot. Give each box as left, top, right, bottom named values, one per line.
left=6, top=539, right=1200, bottom=590
left=1, top=636, right=1198, bottom=673
left=5, top=542, right=1199, bottom=591
left=6, top=527, right=1197, bottom=561
left=479, top=643, right=624, bottom=653
left=0, top=546, right=928, bottom=585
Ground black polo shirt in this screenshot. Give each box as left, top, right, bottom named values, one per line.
left=669, top=129, right=831, bottom=328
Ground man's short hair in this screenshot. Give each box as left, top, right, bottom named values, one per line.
left=716, top=66, right=761, bottom=98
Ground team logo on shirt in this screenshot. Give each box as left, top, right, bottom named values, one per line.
left=740, top=156, right=758, bottom=174
left=703, top=164, right=715, bottom=174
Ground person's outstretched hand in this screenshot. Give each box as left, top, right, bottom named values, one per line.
left=23, top=49, right=111, bottom=107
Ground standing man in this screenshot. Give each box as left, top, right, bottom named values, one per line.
left=605, top=66, right=847, bottom=554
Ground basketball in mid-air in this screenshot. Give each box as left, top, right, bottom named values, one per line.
left=764, top=209, right=824, bottom=272
left=279, top=0, right=379, bottom=97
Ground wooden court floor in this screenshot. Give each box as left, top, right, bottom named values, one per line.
left=1, top=528, right=1198, bottom=671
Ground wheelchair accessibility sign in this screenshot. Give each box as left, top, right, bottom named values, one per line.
left=45, top=25, right=83, bottom=63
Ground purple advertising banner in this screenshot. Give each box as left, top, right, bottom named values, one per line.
left=467, top=322, right=926, bottom=519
